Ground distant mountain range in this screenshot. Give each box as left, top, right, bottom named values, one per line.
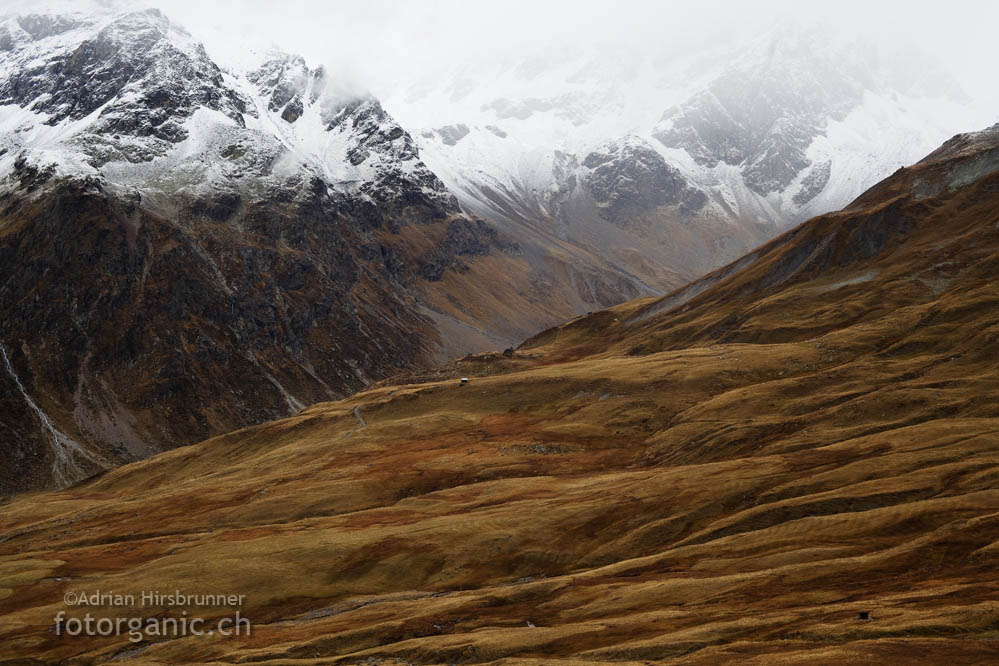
left=399, top=28, right=976, bottom=293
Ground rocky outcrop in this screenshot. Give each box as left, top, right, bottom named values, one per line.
left=580, top=137, right=706, bottom=223
left=418, top=218, right=520, bottom=281
left=1, top=10, right=248, bottom=166
left=793, top=159, right=831, bottom=205
left=248, top=53, right=309, bottom=119
left=325, top=97, right=460, bottom=216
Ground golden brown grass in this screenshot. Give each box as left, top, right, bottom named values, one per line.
left=1, top=137, right=998, bottom=664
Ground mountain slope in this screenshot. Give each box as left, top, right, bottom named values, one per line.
left=1, top=125, right=997, bottom=664
left=3, top=7, right=983, bottom=494
left=0, top=7, right=556, bottom=494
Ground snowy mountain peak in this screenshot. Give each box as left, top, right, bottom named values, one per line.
left=392, top=24, right=976, bottom=230
left=1, top=8, right=247, bottom=170
left=0, top=6, right=455, bottom=215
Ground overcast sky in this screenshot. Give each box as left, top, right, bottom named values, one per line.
left=84, top=0, right=976, bottom=116
left=5, top=0, right=998, bottom=125
left=146, top=0, right=998, bottom=111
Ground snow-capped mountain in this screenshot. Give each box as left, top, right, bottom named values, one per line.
left=0, top=8, right=455, bottom=213
left=0, top=6, right=527, bottom=493
left=387, top=27, right=978, bottom=291
left=0, top=4, right=987, bottom=494
left=649, top=30, right=975, bottom=223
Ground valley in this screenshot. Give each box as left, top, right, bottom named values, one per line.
left=1, top=119, right=996, bottom=664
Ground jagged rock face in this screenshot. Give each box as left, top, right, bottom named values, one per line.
left=580, top=137, right=706, bottom=223
left=0, top=10, right=457, bottom=217
left=248, top=53, right=310, bottom=118
left=653, top=39, right=861, bottom=195
left=242, top=50, right=459, bottom=216
left=325, top=98, right=459, bottom=215
left=0, top=10, right=248, bottom=166
left=410, top=27, right=969, bottom=249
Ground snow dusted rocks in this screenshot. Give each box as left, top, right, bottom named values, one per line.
left=1, top=9, right=248, bottom=166
left=403, top=26, right=974, bottom=240
left=580, top=137, right=707, bottom=224
left=651, top=33, right=861, bottom=198
left=0, top=8, right=455, bottom=215
left=247, top=52, right=310, bottom=120
left=325, top=97, right=459, bottom=215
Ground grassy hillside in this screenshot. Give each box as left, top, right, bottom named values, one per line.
left=1, top=127, right=998, bottom=664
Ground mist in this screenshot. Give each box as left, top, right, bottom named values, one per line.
left=113, top=0, right=999, bottom=130
left=3, top=0, right=995, bottom=131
